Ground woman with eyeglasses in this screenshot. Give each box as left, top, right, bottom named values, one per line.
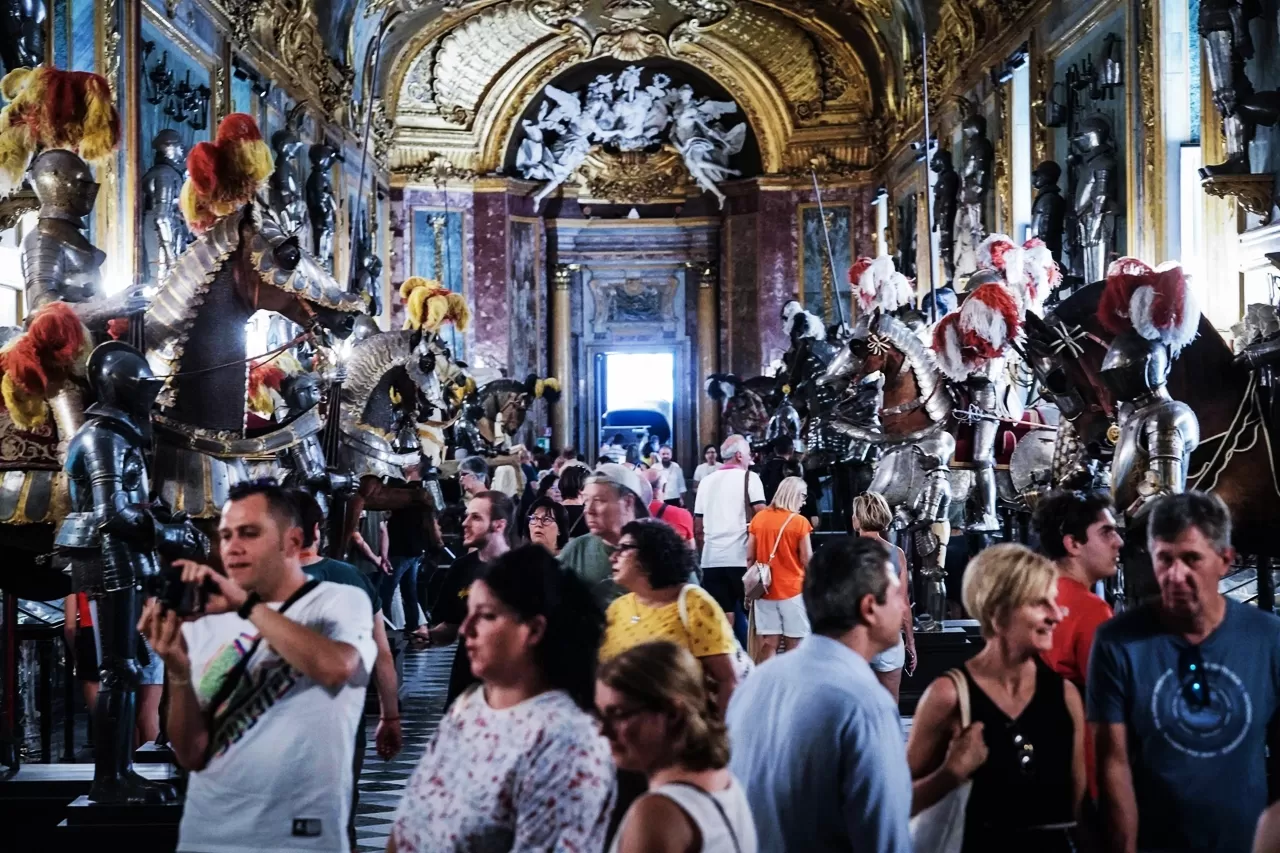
left=599, top=519, right=739, bottom=715
left=906, top=544, right=1083, bottom=852
left=388, top=546, right=615, bottom=852
left=526, top=496, right=568, bottom=555
left=597, top=642, right=758, bottom=853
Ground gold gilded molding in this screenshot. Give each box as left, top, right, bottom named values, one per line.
left=711, top=4, right=823, bottom=122
left=432, top=2, right=555, bottom=127
left=576, top=146, right=698, bottom=203
left=995, top=85, right=1011, bottom=234
left=1202, top=174, right=1274, bottom=225
left=1137, top=0, right=1164, bottom=259
left=1029, top=31, right=1047, bottom=167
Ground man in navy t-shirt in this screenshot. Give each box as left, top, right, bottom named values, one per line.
left=1088, top=491, right=1280, bottom=853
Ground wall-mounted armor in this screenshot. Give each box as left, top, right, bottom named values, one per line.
left=1072, top=116, right=1119, bottom=284
left=269, top=125, right=307, bottom=235
left=141, top=129, right=190, bottom=285
left=954, top=113, right=993, bottom=279
left=306, top=142, right=340, bottom=273
left=931, top=148, right=960, bottom=284
left=1031, top=161, right=1067, bottom=266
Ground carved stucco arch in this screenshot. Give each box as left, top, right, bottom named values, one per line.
left=382, top=0, right=889, bottom=178
left=474, top=34, right=792, bottom=175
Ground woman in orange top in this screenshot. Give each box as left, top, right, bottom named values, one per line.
left=745, top=477, right=813, bottom=663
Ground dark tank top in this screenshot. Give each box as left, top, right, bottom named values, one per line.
left=960, top=657, right=1076, bottom=852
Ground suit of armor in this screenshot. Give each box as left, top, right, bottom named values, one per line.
left=56, top=343, right=207, bottom=803
left=141, top=130, right=189, bottom=285
left=911, top=432, right=954, bottom=631
left=352, top=224, right=383, bottom=317
left=1073, top=117, right=1119, bottom=284
left=954, top=115, right=993, bottom=279
left=269, top=128, right=307, bottom=234
left=1101, top=331, right=1200, bottom=519
left=966, top=358, right=1004, bottom=533
left=931, top=149, right=961, bottom=283
left=1031, top=161, right=1067, bottom=265
left=1199, top=0, right=1280, bottom=176
left=306, top=143, right=339, bottom=273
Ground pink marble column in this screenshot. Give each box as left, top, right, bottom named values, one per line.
left=469, top=192, right=510, bottom=372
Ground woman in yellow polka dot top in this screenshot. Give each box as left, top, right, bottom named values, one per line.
left=600, top=519, right=740, bottom=714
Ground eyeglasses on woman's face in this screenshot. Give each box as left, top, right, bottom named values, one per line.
left=527, top=513, right=557, bottom=528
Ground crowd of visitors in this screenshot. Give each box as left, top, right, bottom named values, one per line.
left=128, top=431, right=1280, bottom=853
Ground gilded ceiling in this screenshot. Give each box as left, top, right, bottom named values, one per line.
left=373, top=0, right=917, bottom=181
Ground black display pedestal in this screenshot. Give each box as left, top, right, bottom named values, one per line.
left=1, top=763, right=183, bottom=853
left=899, top=620, right=985, bottom=716
left=59, top=794, right=182, bottom=849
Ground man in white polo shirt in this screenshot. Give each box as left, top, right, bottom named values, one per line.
left=140, top=480, right=375, bottom=853
left=694, top=434, right=766, bottom=645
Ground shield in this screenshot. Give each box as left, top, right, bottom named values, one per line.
left=1011, top=428, right=1058, bottom=494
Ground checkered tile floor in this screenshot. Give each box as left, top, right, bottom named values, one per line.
left=354, top=646, right=454, bottom=853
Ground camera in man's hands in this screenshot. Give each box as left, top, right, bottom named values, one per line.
left=146, top=567, right=220, bottom=616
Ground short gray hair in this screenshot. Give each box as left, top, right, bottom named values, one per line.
left=460, top=455, right=489, bottom=483
left=803, top=536, right=892, bottom=636
left=1148, top=491, right=1232, bottom=553
left=720, top=434, right=750, bottom=461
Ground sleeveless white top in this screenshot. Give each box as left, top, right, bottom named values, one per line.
left=610, top=776, right=759, bottom=853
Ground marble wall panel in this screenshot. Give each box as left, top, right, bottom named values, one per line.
left=508, top=217, right=542, bottom=383
left=799, top=203, right=854, bottom=322
left=724, top=213, right=760, bottom=377
left=469, top=191, right=509, bottom=372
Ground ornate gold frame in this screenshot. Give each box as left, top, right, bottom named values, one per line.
left=795, top=201, right=854, bottom=308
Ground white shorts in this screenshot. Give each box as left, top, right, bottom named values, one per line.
left=870, top=635, right=905, bottom=672
left=753, top=595, right=811, bottom=638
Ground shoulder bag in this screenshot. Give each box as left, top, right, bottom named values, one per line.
left=742, top=512, right=796, bottom=602
left=909, top=668, right=973, bottom=853
left=202, top=578, right=321, bottom=763
left=677, top=584, right=753, bottom=684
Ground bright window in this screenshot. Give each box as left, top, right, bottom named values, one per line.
left=1011, top=60, right=1032, bottom=242
left=605, top=352, right=674, bottom=413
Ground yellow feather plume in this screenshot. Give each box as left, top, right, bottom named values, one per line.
left=2, top=373, right=46, bottom=430
left=399, top=276, right=434, bottom=300
left=447, top=292, right=472, bottom=331
left=389, top=386, right=402, bottom=406
left=77, top=73, right=117, bottom=162
left=0, top=67, right=32, bottom=101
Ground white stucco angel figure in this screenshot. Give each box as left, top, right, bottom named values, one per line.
left=668, top=86, right=747, bottom=207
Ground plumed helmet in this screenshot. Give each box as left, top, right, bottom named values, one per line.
left=1097, top=257, right=1198, bottom=354
left=1100, top=329, right=1170, bottom=401
left=28, top=149, right=99, bottom=215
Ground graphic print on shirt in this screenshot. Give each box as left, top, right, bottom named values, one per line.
left=1150, top=662, right=1253, bottom=758
left=199, top=633, right=301, bottom=757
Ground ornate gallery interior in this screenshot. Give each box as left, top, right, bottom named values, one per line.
left=1, top=0, right=1280, bottom=849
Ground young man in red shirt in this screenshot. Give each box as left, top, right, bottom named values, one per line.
left=1035, top=490, right=1123, bottom=688
left=1034, top=489, right=1123, bottom=800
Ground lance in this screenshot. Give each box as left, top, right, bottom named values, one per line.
left=810, top=168, right=848, bottom=329
left=921, top=30, right=939, bottom=323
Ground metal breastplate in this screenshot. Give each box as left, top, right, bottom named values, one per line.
left=22, top=218, right=104, bottom=308
left=1111, top=398, right=1199, bottom=512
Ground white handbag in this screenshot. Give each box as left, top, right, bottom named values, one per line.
left=677, top=584, right=753, bottom=683
left=909, top=669, right=972, bottom=853
left=742, top=512, right=796, bottom=602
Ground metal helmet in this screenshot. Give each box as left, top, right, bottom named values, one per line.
left=29, top=149, right=99, bottom=217
left=1032, top=160, right=1061, bottom=189
left=152, top=129, right=185, bottom=165
left=1072, top=115, right=1113, bottom=153
left=964, top=269, right=1005, bottom=292
left=87, top=342, right=165, bottom=421
left=962, top=113, right=987, bottom=138
left=1099, top=329, right=1170, bottom=401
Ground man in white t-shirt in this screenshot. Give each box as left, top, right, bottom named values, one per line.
left=656, top=444, right=688, bottom=506
left=140, top=480, right=376, bottom=853
left=694, top=434, right=766, bottom=646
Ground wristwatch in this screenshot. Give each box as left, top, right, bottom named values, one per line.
left=237, top=592, right=262, bottom=620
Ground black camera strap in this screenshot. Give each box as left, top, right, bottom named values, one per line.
left=202, top=578, right=321, bottom=762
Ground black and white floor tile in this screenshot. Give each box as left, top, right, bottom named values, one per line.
left=354, top=646, right=454, bottom=853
